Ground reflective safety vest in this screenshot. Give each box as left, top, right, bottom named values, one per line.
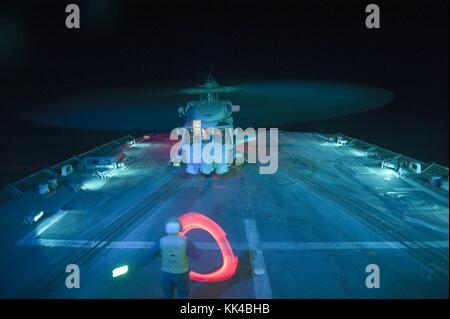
left=160, top=235, right=189, bottom=274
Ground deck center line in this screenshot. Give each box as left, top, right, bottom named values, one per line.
left=244, top=219, right=273, bottom=299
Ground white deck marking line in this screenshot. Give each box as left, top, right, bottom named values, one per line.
left=244, top=219, right=273, bottom=299
left=17, top=239, right=449, bottom=250
left=107, top=241, right=155, bottom=249
left=261, top=241, right=449, bottom=250
left=27, top=239, right=101, bottom=248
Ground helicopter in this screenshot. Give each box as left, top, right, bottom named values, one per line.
left=174, top=77, right=242, bottom=175
left=177, top=77, right=240, bottom=129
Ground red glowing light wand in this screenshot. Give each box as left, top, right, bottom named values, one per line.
left=179, top=212, right=238, bottom=282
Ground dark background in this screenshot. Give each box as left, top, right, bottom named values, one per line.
left=0, top=0, right=448, bottom=186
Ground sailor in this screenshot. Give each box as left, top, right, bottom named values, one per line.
left=156, top=217, right=198, bottom=299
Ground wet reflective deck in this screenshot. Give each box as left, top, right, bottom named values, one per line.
left=0, top=132, right=448, bottom=298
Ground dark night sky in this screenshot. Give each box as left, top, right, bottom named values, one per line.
left=0, top=0, right=448, bottom=185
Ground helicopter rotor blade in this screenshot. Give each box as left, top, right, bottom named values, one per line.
left=20, top=80, right=394, bottom=132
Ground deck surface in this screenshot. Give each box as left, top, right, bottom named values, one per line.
left=0, top=132, right=448, bottom=298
